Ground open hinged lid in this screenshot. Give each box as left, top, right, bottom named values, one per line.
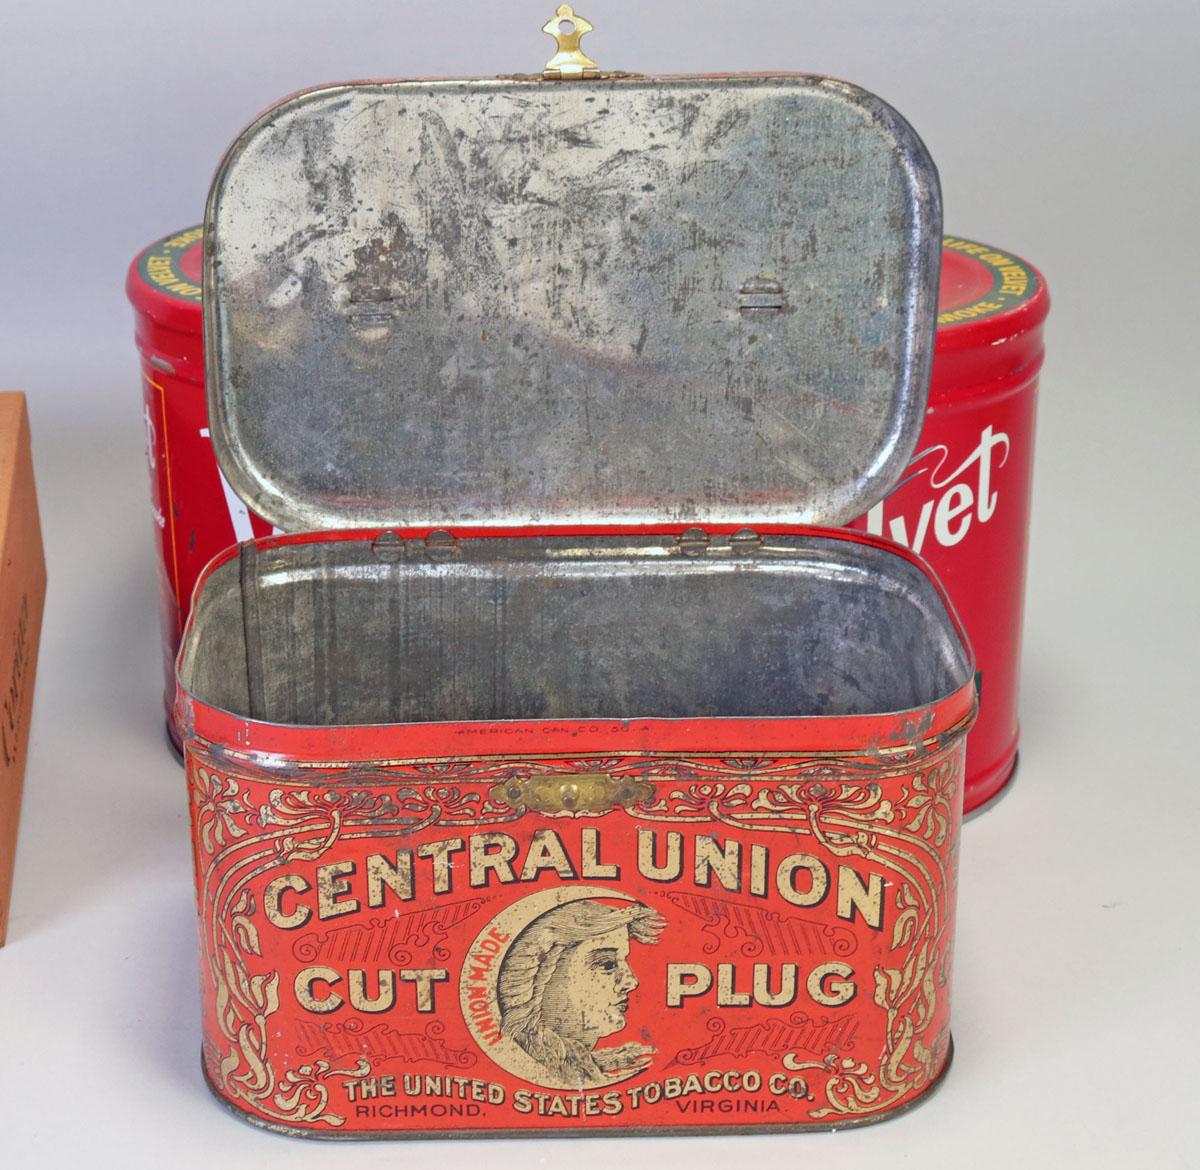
left=203, top=9, right=941, bottom=533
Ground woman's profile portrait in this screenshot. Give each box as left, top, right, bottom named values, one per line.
left=496, top=898, right=665, bottom=1089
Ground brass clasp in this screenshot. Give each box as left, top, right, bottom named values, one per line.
left=492, top=772, right=653, bottom=816
left=542, top=4, right=600, bottom=79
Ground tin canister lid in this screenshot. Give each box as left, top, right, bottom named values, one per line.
left=125, top=226, right=204, bottom=334
left=204, top=75, right=942, bottom=533
left=936, top=237, right=1048, bottom=349
left=932, top=236, right=1049, bottom=394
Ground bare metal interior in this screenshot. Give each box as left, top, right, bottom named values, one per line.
left=178, top=532, right=971, bottom=726
left=204, top=77, right=941, bottom=534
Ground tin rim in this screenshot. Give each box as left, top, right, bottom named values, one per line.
left=176, top=522, right=978, bottom=760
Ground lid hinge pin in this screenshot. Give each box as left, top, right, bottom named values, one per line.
left=677, top=527, right=711, bottom=557
left=424, top=529, right=460, bottom=560
left=370, top=531, right=404, bottom=563
left=677, top=528, right=764, bottom=557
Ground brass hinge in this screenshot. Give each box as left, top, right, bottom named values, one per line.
left=542, top=4, right=600, bottom=79
left=677, top=528, right=765, bottom=557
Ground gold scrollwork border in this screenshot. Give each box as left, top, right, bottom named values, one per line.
left=188, top=743, right=961, bottom=1128
left=635, top=758, right=959, bottom=1118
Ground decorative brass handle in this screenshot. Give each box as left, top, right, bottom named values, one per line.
left=491, top=772, right=654, bottom=815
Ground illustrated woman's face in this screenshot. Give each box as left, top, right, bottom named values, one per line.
left=541, top=926, right=638, bottom=1045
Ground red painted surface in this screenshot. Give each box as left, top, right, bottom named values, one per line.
left=849, top=237, right=1049, bottom=810
left=127, top=228, right=274, bottom=740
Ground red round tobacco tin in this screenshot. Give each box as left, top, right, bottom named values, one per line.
left=129, top=228, right=1046, bottom=811
left=851, top=236, right=1049, bottom=813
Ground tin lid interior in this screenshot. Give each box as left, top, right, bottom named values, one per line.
left=204, top=74, right=941, bottom=532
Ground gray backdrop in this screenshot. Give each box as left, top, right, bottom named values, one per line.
left=0, top=2, right=1197, bottom=1167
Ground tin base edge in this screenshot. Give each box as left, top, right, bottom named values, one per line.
left=964, top=752, right=1019, bottom=823
left=165, top=718, right=184, bottom=765
left=199, top=1038, right=954, bottom=1141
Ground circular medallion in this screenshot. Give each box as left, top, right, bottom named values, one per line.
left=459, top=886, right=665, bottom=1091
